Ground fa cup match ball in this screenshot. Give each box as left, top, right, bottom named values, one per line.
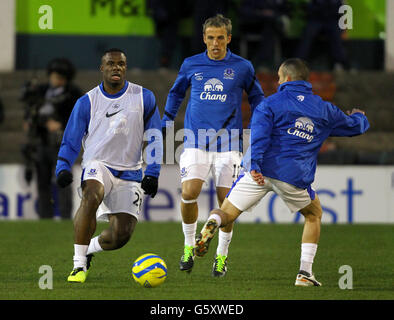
left=132, top=253, right=167, bottom=288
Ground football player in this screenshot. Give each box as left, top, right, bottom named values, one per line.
left=161, top=14, right=264, bottom=277
left=195, top=58, right=369, bottom=286
left=56, top=48, right=162, bottom=283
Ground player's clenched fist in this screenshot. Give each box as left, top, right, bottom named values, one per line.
left=346, top=108, right=366, bottom=116
left=56, top=170, right=73, bottom=188
left=251, top=170, right=265, bottom=186
left=141, top=175, right=158, bottom=198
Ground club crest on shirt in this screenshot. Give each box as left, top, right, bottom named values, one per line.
left=87, top=168, right=97, bottom=176
left=180, top=167, right=188, bottom=178
left=223, top=68, right=235, bottom=80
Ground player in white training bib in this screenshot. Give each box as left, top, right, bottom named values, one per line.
left=55, top=48, right=162, bottom=283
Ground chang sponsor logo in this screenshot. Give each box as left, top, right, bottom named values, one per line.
left=287, top=117, right=314, bottom=142
left=200, top=78, right=227, bottom=102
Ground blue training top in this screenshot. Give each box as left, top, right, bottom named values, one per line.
left=161, top=49, right=264, bottom=152
left=243, top=80, right=370, bottom=189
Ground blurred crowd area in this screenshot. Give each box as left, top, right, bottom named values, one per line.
left=144, top=0, right=392, bottom=164
left=14, top=0, right=385, bottom=72
left=0, top=0, right=390, bottom=220
left=147, top=0, right=378, bottom=72
left=0, top=1, right=391, bottom=168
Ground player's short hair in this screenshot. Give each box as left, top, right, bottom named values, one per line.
left=102, top=48, right=127, bottom=59
left=202, top=14, right=232, bottom=35
left=280, top=58, right=309, bottom=81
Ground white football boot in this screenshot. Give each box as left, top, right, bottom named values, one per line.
left=295, top=270, right=322, bottom=287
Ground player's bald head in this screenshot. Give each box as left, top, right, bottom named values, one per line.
left=279, top=58, right=309, bottom=81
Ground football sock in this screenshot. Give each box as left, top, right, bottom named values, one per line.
left=182, top=222, right=197, bottom=247
left=208, top=213, right=222, bottom=227
left=216, top=230, right=233, bottom=256
left=73, top=244, right=88, bottom=271
left=87, top=236, right=103, bottom=255
left=300, top=243, right=318, bottom=275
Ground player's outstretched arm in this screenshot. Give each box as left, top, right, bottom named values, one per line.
left=329, top=104, right=370, bottom=137
left=57, top=170, right=73, bottom=188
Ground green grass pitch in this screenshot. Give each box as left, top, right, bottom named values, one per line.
left=0, top=220, right=393, bottom=300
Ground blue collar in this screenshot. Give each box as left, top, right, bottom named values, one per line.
left=204, top=49, right=231, bottom=62
left=278, top=80, right=312, bottom=93
left=99, top=81, right=128, bottom=99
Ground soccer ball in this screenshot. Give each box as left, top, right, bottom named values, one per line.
left=132, top=253, right=167, bottom=288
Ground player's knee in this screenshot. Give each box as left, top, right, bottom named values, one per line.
left=181, top=189, right=199, bottom=202
left=303, top=208, right=322, bottom=223
left=81, top=190, right=103, bottom=209
left=81, top=181, right=103, bottom=205
left=310, top=201, right=323, bottom=221
left=182, top=179, right=203, bottom=199
left=210, top=208, right=231, bottom=227
left=315, top=206, right=323, bottom=220
left=82, top=184, right=104, bottom=206
left=301, top=197, right=322, bottom=222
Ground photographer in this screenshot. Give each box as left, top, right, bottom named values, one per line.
left=21, top=58, right=82, bottom=219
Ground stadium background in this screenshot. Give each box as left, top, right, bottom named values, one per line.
left=1, top=0, right=392, bottom=222
left=0, top=0, right=393, bottom=302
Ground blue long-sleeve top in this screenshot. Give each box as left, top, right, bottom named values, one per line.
left=244, top=80, right=369, bottom=189
left=161, top=49, right=264, bottom=152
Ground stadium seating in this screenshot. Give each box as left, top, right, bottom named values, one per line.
left=0, top=69, right=393, bottom=164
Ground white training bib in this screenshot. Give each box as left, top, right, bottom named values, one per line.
left=82, top=82, right=144, bottom=171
